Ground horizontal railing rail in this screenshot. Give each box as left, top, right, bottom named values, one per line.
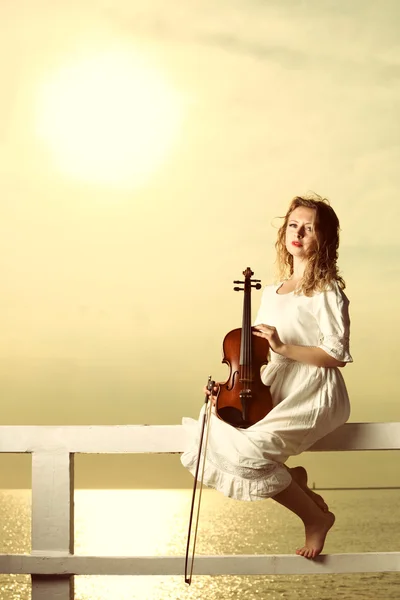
left=0, top=422, right=399, bottom=600
left=1, top=552, right=400, bottom=576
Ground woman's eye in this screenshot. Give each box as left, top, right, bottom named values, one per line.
left=289, top=223, right=296, bottom=228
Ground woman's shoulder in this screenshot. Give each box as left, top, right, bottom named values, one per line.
left=322, top=280, right=349, bottom=300
left=312, top=280, right=350, bottom=310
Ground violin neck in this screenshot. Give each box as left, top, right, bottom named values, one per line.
left=239, top=283, right=252, bottom=367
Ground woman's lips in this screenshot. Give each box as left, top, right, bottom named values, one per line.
left=292, top=241, right=302, bottom=247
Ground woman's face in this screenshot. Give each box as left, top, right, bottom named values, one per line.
left=285, top=206, right=317, bottom=259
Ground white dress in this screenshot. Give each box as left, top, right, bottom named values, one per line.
left=180, top=281, right=352, bottom=501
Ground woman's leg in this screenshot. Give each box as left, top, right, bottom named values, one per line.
left=272, top=479, right=335, bottom=559
left=287, top=466, right=329, bottom=512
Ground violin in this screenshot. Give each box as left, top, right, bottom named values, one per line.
left=215, top=267, right=273, bottom=428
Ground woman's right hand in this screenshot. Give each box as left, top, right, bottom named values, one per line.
left=203, top=383, right=219, bottom=406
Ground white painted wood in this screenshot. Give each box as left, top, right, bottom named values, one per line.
left=32, top=577, right=73, bottom=600
left=0, top=425, right=189, bottom=453
left=311, top=422, right=400, bottom=451
left=31, top=452, right=74, bottom=553
left=0, top=422, right=399, bottom=454
left=0, top=421, right=399, bottom=596
left=31, top=452, right=74, bottom=600
left=0, top=552, right=399, bottom=575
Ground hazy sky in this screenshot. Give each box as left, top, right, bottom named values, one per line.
left=1, top=0, right=399, bottom=488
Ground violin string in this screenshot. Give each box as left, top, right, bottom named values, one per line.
left=248, top=285, right=253, bottom=389
left=246, top=287, right=249, bottom=392
left=246, top=279, right=250, bottom=421
left=247, top=280, right=251, bottom=408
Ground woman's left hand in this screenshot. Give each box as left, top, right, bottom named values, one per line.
left=252, top=324, right=285, bottom=355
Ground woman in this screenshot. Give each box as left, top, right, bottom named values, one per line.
left=181, top=194, right=352, bottom=558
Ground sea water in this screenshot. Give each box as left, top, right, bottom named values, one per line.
left=0, top=489, right=399, bottom=599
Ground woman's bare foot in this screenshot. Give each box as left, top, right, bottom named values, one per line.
left=272, top=479, right=335, bottom=560
left=296, top=511, right=335, bottom=559
left=289, top=466, right=329, bottom=513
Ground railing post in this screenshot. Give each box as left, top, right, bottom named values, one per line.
left=31, top=451, right=74, bottom=600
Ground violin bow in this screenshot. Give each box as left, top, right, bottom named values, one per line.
left=184, top=376, right=215, bottom=585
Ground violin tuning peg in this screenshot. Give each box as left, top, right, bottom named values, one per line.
left=233, top=286, right=244, bottom=292
left=233, top=280, right=244, bottom=284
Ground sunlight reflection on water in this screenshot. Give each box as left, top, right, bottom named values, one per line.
left=0, top=489, right=399, bottom=599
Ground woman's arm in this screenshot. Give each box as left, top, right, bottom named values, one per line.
left=252, top=325, right=346, bottom=368
left=277, top=343, right=346, bottom=368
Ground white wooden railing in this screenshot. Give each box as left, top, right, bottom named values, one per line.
left=0, top=422, right=399, bottom=599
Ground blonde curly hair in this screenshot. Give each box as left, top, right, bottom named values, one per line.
left=275, top=194, right=345, bottom=296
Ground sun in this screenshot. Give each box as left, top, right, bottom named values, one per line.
left=35, top=47, right=183, bottom=188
